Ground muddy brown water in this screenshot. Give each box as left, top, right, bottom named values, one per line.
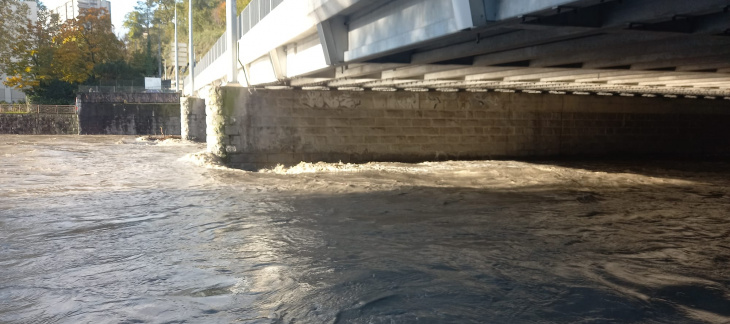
left=1, top=135, right=729, bottom=323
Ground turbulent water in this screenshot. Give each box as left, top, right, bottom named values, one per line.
left=1, top=135, right=729, bottom=323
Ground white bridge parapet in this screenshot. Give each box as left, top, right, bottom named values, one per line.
left=185, top=0, right=480, bottom=94
left=184, top=0, right=364, bottom=95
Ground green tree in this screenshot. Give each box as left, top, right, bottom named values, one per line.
left=124, top=0, right=165, bottom=76
left=124, top=0, right=252, bottom=78
left=93, top=61, right=144, bottom=84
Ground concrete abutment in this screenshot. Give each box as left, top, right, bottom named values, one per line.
left=77, top=93, right=181, bottom=135
left=200, top=87, right=730, bottom=170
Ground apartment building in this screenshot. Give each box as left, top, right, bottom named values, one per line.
left=51, top=0, right=111, bottom=22
left=0, top=1, right=38, bottom=103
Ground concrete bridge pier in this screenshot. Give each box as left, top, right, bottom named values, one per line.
left=180, top=96, right=206, bottom=142
left=203, top=86, right=234, bottom=158
left=200, top=86, right=730, bottom=171
left=205, top=87, right=730, bottom=170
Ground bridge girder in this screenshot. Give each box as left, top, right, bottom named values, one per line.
left=190, top=0, right=730, bottom=97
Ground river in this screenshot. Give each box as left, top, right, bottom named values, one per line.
left=1, top=135, right=729, bottom=323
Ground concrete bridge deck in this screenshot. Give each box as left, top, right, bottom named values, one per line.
left=185, top=0, right=730, bottom=98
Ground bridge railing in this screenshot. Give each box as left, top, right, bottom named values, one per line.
left=194, top=31, right=228, bottom=78
left=0, top=104, right=76, bottom=114
left=239, top=0, right=285, bottom=36
left=189, top=0, right=286, bottom=87
left=78, top=85, right=178, bottom=94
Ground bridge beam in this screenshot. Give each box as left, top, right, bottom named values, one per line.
left=189, top=0, right=730, bottom=98
left=410, top=0, right=729, bottom=66
left=318, top=16, right=348, bottom=65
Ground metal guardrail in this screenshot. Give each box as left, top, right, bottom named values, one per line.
left=193, top=0, right=286, bottom=79
left=0, top=104, right=77, bottom=114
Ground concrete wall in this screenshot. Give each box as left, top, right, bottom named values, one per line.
left=208, top=87, right=730, bottom=170
left=0, top=114, right=78, bottom=134
left=77, top=93, right=181, bottom=135
left=181, top=97, right=206, bottom=141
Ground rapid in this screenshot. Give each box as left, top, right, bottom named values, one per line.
left=1, top=135, right=729, bottom=323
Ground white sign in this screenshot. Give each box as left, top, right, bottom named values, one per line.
left=145, top=77, right=162, bottom=90
left=171, top=43, right=188, bottom=66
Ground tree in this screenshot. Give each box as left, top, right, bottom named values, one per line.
left=54, top=7, right=125, bottom=84
left=0, top=1, right=30, bottom=56
left=124, top=1, right=164, bottom=76
left=124, top=0, right=252, bottom=78
left=93, top=61, right=144, bottom=83
left=0, top=1, right=59, bottom=95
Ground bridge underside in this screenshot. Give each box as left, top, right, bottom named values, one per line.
left=241, top=0, right=730, bottom=99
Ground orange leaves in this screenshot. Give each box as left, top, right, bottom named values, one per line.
left=1, top=3, right=125, bottom=98
left=53, top=7, right=125, bottom=84
left=3, top=74, right=39, bottom=89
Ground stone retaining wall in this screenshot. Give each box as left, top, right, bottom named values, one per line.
left=77, top=93, right=181, bottom=135
left=0, top=114, right=79, bottom=134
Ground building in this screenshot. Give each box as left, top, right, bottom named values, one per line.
left=0, top=1, right=38, bottom=103
left=51, top=0, right=111, bottom=22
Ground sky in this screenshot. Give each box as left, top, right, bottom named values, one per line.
left=41, top=0, right=137, bottom=37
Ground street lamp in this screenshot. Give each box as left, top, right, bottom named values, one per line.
left=188, top=0, right=194, bottom=94
left=174, top=0, right=179, bottom=92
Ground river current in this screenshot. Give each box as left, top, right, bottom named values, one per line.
left=1, top=135, right=729, bottom=323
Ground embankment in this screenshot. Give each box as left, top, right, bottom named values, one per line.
left=77, top=92, right=181, bottom=135
left=0, top=113, right=78, bottom=135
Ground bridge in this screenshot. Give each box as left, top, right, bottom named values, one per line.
left=182, top=0, right=730, bottom=170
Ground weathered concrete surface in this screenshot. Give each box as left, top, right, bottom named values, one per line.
left=181, top=96, right=206, bottom=142
left=77, top=93, right=181, bottom=135
left=0, top=114, right=78, bottom=134
left=207, top=88, right=730, bottom=170
left=204, top=86, right=230, bottom=157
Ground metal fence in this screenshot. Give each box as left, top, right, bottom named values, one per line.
left=0, top=104, right=77, bottom=114
left=239, top=0, right=285, bottom=36
left=78, top=86, right=178, bottom=94
left=194, top=31, right=228, bottom=78
left=193, top=0, right=286, bottom=79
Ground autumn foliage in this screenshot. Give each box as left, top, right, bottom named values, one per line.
left=54, top=8, right=125, bottom=84
left=0, top=3, right=126, bottom=103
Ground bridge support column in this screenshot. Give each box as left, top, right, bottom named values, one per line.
left=204, top=86, right=238, bottom=160
left=225, top=0, right=238, bottom=84
left=180, top=96, right=206, bottom=142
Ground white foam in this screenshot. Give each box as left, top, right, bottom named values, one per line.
left=179, top=151, right=245, bottom=172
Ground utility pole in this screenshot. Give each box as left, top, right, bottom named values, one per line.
left=225, top=0, right=237, bottom=84
left=174, top=1, right=179, bottom=92
left=188, top=0, right=194, bottom=94
left=158, top=28, right=162, bottom=78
